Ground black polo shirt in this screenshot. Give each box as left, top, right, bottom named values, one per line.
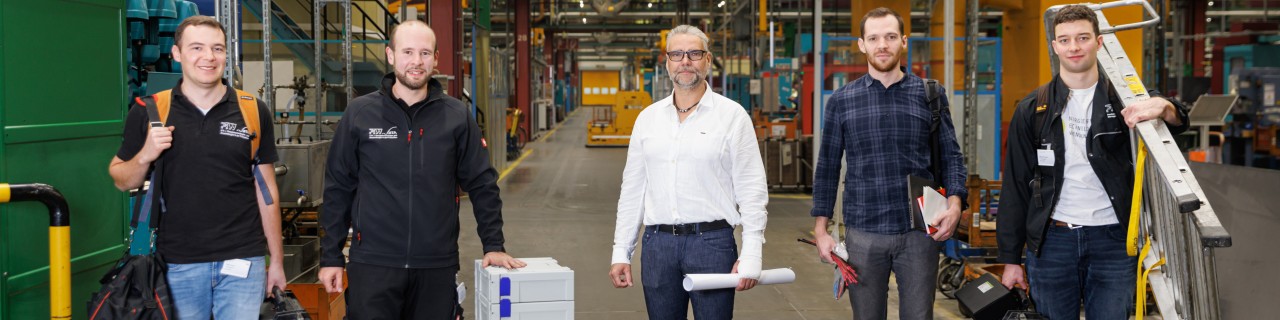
left=116, top=83, right=278, bottom=264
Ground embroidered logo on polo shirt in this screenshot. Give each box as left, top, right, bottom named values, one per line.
left=368, top=126, right=399, bottom=140
left=219, top=122, right=252, bottom=140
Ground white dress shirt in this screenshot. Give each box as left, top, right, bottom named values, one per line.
left=611, top=89, right=769, bottom=279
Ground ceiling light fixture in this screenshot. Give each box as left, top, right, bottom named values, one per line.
left=718, top=1, right=725, bottom=8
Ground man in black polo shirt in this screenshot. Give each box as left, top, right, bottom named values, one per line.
left=318, top=20, right=524, bottom=319
left=108, top=16, right=286, bottom=320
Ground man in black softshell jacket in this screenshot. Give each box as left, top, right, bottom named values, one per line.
left=317, top=20, right=525, bottom=319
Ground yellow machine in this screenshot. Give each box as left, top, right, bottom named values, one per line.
left=586, top=91, right=652, bottom=147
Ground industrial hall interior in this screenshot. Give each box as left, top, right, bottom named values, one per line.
left=3, top=0, right=1279, bottom=319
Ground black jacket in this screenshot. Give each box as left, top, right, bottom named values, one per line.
left=321, top=73, right=505, bottom=269
left=996, top=75, right=1189, bottom=264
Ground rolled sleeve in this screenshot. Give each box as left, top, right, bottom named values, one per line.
left=730, top=112, right=768, bottom=278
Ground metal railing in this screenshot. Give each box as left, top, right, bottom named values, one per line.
left=254, top=0, right=398, bottom=114
left=1045, top=2, right=1232, bottom=319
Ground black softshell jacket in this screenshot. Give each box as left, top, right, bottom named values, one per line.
left=321, top=74, right=505, bottom=269
left=997, top=75, right=1189, bottom=264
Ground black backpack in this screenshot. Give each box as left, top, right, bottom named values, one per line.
left=924, top=79, right=946, bottom=184
left=88, top=100, right=177, bottom=320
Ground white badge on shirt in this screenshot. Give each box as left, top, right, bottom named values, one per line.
left=220, top=259, right=252, bottom=278
left=1037, top=149, right=1055, bottom=167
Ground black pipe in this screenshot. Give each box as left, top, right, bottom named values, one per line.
left=9, top=183, right=70, bottom=227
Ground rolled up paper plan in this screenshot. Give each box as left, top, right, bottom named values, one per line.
left=682, top=268, right=797, bottom=291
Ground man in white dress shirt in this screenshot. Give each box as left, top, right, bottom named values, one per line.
left=608, top=25, right=769, bottom=319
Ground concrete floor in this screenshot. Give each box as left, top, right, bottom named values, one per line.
left=456, top=110, right=967, bottom=319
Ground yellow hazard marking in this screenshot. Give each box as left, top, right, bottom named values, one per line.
left=498, top=149, right=533, bottom=182
left=1125, top=76, right=1147, bottom=95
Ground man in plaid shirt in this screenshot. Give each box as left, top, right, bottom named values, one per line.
left=809, top=7, right=968, bottom=320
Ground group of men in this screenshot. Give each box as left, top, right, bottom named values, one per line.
left=109, top=4, right=1187, bottom=320
left=110, top=17, right=517, bottom=319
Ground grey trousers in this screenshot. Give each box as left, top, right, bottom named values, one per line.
left=844, top=227, right=940, bottom=320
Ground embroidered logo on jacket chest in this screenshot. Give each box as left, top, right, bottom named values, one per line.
left=368, top=126, right=399, bottom=140
left=219, top=122, right=252, bottom=140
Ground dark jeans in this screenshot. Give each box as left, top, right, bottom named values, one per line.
left=843, top=227, right=939, bottom=320
left=346, top=262, right=459, bottom=320
left=640, top=227, right=737, bottom=320
left=1026, top=223, right=1136, bottom=320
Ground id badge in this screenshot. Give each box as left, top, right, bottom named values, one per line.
left=1037, top=148, right=1055, bottom=167
left=220, top=259, right=252, bottom=278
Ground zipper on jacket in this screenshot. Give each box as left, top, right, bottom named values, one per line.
left=1033, top=111, right=1066, bottom=256
left=402, top=110, right=414, bottom=268
left=401, top=95, right=440, bottom=268
left=385, top=93, right=442, bottom=268
left=354, top=197, right=363, bottom=245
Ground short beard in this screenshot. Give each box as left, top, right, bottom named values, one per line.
left=672, top=71, right=704, bottom=90
left=675, top=77, right=703, bottom=90
left=395, top=70, right=428, bottom=90
left=869, top=53, right=900, bottom=73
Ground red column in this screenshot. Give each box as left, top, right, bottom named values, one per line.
left=516, top=0, right=531, bottom=133
left=429, top=0, right=464, bottom=100
left=1187, top=0, right=1207, bottom=78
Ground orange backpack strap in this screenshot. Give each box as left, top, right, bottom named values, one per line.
left=234, top=89, right=261, bottom=161
left=151, top=90, right=174, bottom=125
left=234, top=89, right=275, bottom=205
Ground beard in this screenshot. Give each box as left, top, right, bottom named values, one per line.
left=395, top=68, right=429, bottom=90
left=869, top=51, right=901, bottom=73
left=671, top=68, right=705, bottom=90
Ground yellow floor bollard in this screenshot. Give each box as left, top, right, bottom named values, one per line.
left=0, top=183, right=72, bottom=319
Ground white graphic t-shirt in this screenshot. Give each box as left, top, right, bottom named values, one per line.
left=1051, top=83, right=1119, bottom=226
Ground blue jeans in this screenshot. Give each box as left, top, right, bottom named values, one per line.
left=166, top=256, right=267, bottom=320
left=640, top=226, right=737, bottom=320
left=1026, top=223, right=1136, bottom=319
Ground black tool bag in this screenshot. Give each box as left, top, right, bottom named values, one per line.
left=957, top=273, right=1040, bottom=320
left=260, top=288, right=312, bottom=320
left=87, top=101, right=177, bottom=320
left=86, top=254, right=176, bottom=319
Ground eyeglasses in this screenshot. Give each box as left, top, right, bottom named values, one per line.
left=666, top=50, right=708, bottom=62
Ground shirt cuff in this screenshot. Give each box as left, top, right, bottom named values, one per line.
left=611, top=246, right=634, bottom=265
left=809, top=207, right=834, bottom=218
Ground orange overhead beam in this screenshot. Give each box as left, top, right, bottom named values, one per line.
left=848, top=0, right=911, bottom=38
